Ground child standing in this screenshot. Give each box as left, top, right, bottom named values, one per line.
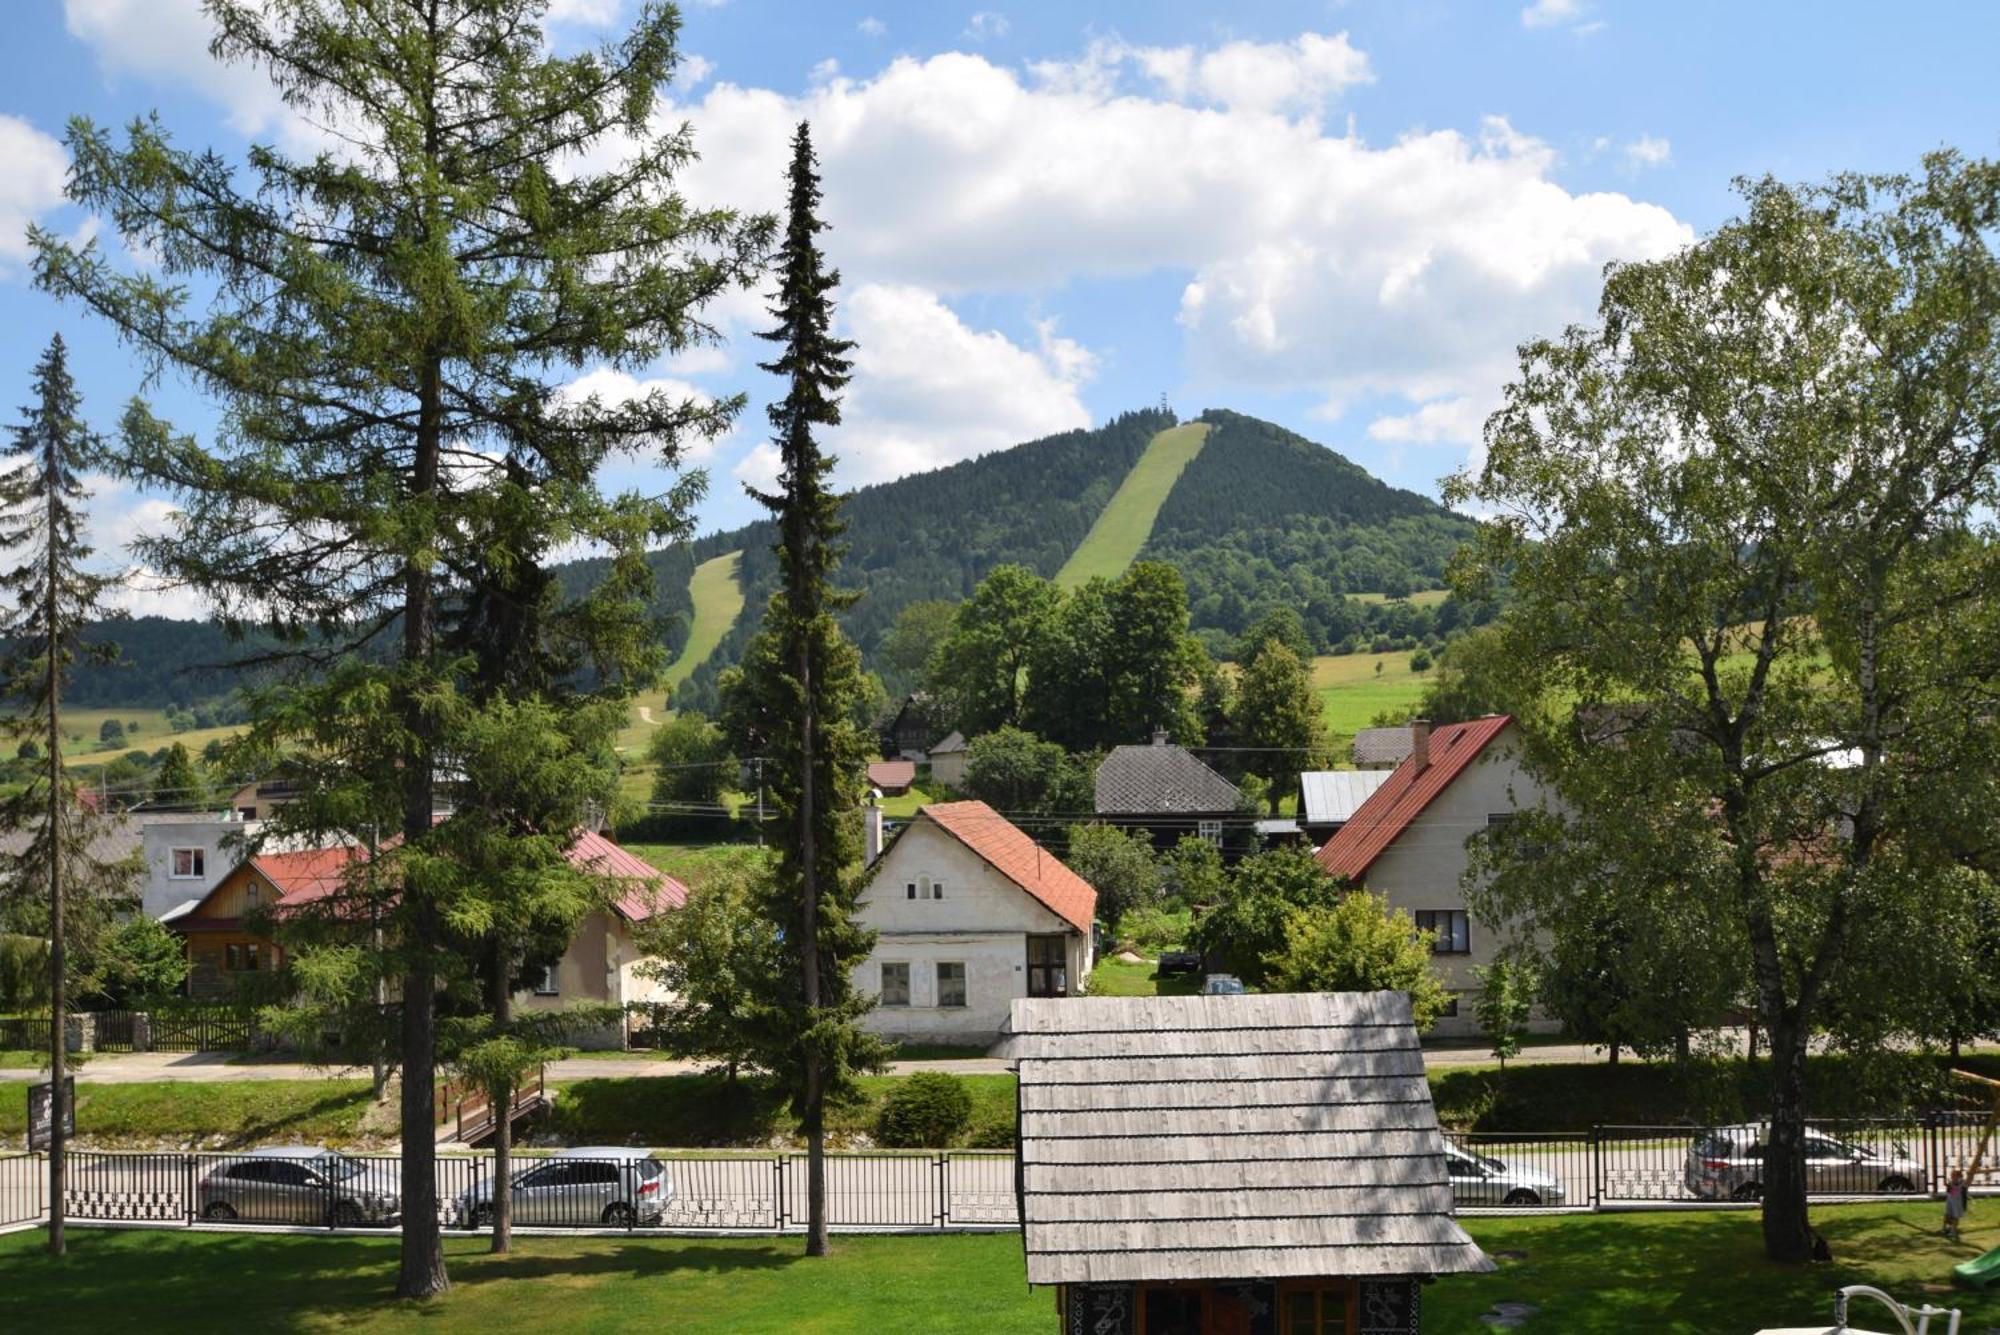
left=1946, top=1168, right=1970, bottom=1241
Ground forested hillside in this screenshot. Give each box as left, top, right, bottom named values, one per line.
left=60, top=408, right=1482, bottom=717
left=1149, top=410, right=1478, bottom=649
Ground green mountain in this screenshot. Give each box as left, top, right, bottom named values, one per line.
left=621, top=407, right=1482, bottom=715
left=63, top=408, right=1482, bottom=714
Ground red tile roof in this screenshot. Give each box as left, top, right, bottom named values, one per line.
left=262, top=845, right=370, bottom=910
left=564, top=828, right=687, bottom=922
left=1314, top=716, right=1515, bottom=882
left=920, top=800, right=1097, bottom=934
left=867, top=759, right=917, bottom=792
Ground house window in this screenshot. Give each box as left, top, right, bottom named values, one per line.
left=171, top=848, right=205, bottom=880
left=1197, top=820, right=1224, bottom=846
left=1026, top=935, right=1068, bottom=998
left=532, top=964, right=559, bottom=996
left=245, top=882, right=260, bottom=907
left=880, top=962, right=910, bottom=1007
left=1440, top=998, right=1460, bottom=1018
left=1280, top=1283, right=1353, bottom=1335
left=1414, top=909, right=1471, bottom=955
left=1486, top=811, right=1545, bottom=858
left=907, top=881, right=917, bottom=900
left=906, top=877, right=943, bottom=900
left=936, top=962, right=966, bottom=1009
left=225, top=943, right=261, bottom=972
left=239, top=807, right=258, bottom=820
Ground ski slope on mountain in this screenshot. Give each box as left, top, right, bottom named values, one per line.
left=1054, top=422, right=1211, bottom=589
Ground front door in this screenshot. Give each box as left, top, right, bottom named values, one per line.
left=1027, top=935, right=1068, bottom=998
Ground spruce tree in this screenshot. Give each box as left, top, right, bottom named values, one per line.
left=32, top=1, right=765, bottom=1296
left=0, top=335, right=138, bottom=1256
left=721, top=122, right=885, bottom=1257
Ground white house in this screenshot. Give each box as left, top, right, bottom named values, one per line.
left=1314, top=716, right=1555, bottom=1038
left=140, top=812, right=261, bottom=921
left=854, top=800, right=1096, bottom=1044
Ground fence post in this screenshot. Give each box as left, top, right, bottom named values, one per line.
left=1591, top=1126, right=1603, bottom=1209
left=774, top=1154, right=787, bottom=1234
left=185, top=1153, right=196, bottom=1227
left=937, top=1153, right=948, bottom=1230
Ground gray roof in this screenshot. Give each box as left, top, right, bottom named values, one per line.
left=1351, top=726, right=1415, bottom=767
left=0, top=813, right=159, bottom=865
left=999, top=991, right=1494, bottom=1286
left=1299, top=769, right=1393, bottom=826
left=1093, top=741, right=1241, bottom=816
left=927, top=730, right=967, bottom=756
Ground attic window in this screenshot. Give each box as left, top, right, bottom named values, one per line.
left=170, top=848, right=205, bottom=880
left=907, top=877, right=942, bottom=900
left=245, top=882, right=260, bottom=906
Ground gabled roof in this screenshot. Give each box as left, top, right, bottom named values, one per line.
left=1316, top=715, right=1514, bottom=882
left=927, top=730, right=967, bottom=756
left=1351, top=725, right=1416, bottom=767
left=999, top=991, right=1493, bottom=1285
left=916, top=800, right=1096, bottom=934
left=866, top=759, right=917, bottom=791
left=563, top=829, right=686, bottom=923
left=1094, top=739, right=1241, bottom=815
left=1299, top=769, right=1392, bottom=825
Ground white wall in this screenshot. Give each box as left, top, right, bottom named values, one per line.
left=141, top=815, right=258, bottom=920
left=1358, top=725, right=1556, bottom=1038
left=854, top=819, right=1088, bottom=1042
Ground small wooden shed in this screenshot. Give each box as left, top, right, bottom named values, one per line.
left=999, top=991, right=1492, bottom=1335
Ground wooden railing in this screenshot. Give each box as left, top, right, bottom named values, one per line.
left=455, top=1065, right=547, bottom=1144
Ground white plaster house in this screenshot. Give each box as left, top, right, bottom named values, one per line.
left=141, top=812, right=262, bottom=921
left=854, top=800, right=1096, bottom=1044
left=1314, top=716, right=1555, bottom=1038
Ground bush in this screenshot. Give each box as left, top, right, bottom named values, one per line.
left=876, top=1072, right=974, bottom=1148
left=1409, top=649, right=1432, bottom=673
left=1117, top=904, right=1190, bottom=955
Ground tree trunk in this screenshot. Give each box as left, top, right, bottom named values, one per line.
left=1607, top=1042, right=1620, bottom=1067
left=45, top=431, right=65, bottom=1259
left=798, top=608, right=829, bottom=1257
left=396, top=353, right=448, bottom=1301
left=488, top=948, right=513, bottom=1255
left=1760, top=1015, right=1814, bottom=1263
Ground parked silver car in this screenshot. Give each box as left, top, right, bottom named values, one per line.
left=1684, top=1124, right=1927, bottom=1201
left=197, top=1147, right=400, bottom=1226
left=1443, top=1142, right=1567, bottom=1207
left=458, top=1148, right=672, bottom=1228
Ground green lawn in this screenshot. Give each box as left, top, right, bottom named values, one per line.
left=1311, top=648, right=1436, bottom=743
left=1086, top=957, right=1201, bottom=999
left=6, top=1202, right=1995, bottom=1334
left=0, top=1079, right=376, bottom=1147
left=1055, top=422, right=1209, bottom=588
left=616, top=841, right=769, bottom=889
left=0, top=1050, right=39, bottom=1069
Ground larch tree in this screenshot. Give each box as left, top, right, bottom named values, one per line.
left=31, top=0, right=766, bottom=1296
left=719, top=121, right=886, bottom=1258
left=1449, top=153, right=2000, bottom=1263
left=0, top=335, right=139, bottom=1256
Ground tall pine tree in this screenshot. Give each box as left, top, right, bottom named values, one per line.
left=0, top=335, right=138, bottom=1256
left=32, top=1, right=765, bottom=1296
left=721, top=122, right=885, bottom=1257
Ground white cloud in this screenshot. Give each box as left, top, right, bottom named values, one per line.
left=557, top=366, right=731, bottom=462
left=1625, top=134, right=1672, bottom=169
left=1367, top=396, right=1489, bottom=446
left=735, top=285, right=1094, bottom=491
left=858, top=17, right=887, bottom=37
left=657, top=47, right=1689, bottom=450
left=545, top=0, right=624, bottom=26
left=678, top=54, right=714, bottom=88
left=964, top=12, right=1009, bottom=41
left=1136, top=33, right=1372, bottom=113
left=0, top=115, right=69, bottom=276
left=1521, top=0, right=1589, bottom=29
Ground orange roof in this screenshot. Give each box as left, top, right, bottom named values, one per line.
left=1314, top=716, right=1515, bottom=882
left=261, top=844, right=370, bottom=910
left=564, top=828, right=687, bottom=922
left=919, top=800, right=1097, bottom=934
left=867, top=759, right=917, bottom=791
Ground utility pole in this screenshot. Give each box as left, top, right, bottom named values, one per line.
left=755, top=757, right=765, bottom=847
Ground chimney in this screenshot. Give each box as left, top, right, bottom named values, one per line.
left=864, top=791, right=885, bottom=864
left=1151, top=726, right=1169, bottom=747
left=1410, top=719, right=1432, bottom=773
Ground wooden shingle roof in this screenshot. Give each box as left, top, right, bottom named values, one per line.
left=1000, top=991, right=1492, bottom=1285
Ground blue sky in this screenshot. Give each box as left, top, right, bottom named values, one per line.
left=1, top=1, right=1996, bottom=615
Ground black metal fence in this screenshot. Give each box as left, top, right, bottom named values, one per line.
left=2, top=1128, right=1990, bottom=1238
left=0, top=1015, right=52, bottom=1052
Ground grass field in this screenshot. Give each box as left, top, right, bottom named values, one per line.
left=665, top=550, right=746, bottom=697
left=1084, top=957, right=1199, bottom=999
left=5, top=1202, right=1992, bottom=1334
left=1346, top=588, right=1451, bottom=607
left=1054, top=422, right=1209, bottom=589
left=44, top=707, right=249, bottom=773
left=617, top=841, right=768, bottom=889
left=1310, top=648, right=1436, bottom=741
left=0, top=1079, right=377, bottom=1147
left=0, top=1051, right=38, bottom=1069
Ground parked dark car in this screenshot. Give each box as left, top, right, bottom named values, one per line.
left=1157, top=951, right=1202, bottom=976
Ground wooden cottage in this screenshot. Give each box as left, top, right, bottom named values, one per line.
left=999, top=991, right=1492, bottom=1335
